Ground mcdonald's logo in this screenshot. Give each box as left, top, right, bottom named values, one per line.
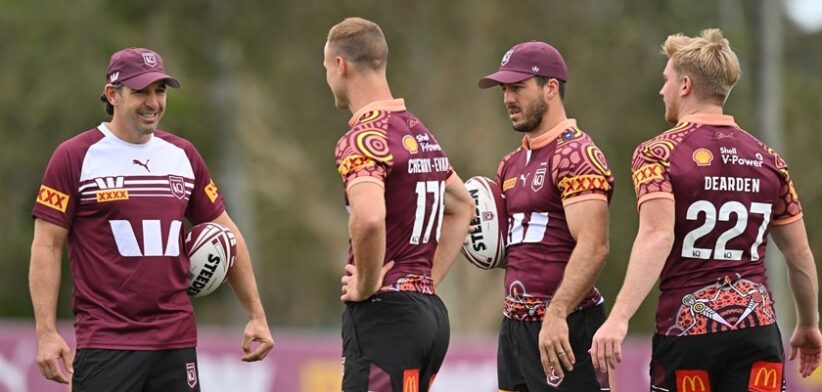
left=675, top=370, right=710, bottom=392
left=403, top=368, right=419, bottom=392
left=748, top=361, right=782, bottom=392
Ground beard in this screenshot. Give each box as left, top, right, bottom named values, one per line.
left=511, top=96, right=548, bottom=133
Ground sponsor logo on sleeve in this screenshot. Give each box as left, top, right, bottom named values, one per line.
left=403, top=369, right=419, bottom=392
left=632, top=163, right=665, bottom=189
left=37, top=185, right=70, bottom=213
left=204, top=180, right=219, bottom=203
left=748, top=361, right=782, bottom=392
left=675, top=370, right=710, bottom=392
left=337, top=154, right=375, bottom=177
left=502, top=177, right=517, bottom=191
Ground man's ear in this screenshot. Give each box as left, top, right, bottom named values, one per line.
left=546, top=78, right=560, bottom=100
left=680, top=75, right=692, bottom=97
left=336, top=56, right=348, bottom=77
left=104, top=84, right=120, bottom=105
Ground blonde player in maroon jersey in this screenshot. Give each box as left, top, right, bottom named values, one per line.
left=478, top=41, right=614, bottom=391
left=29, top=48, right=273, bottom=391
left=591, top=29, right=822, bottom=391
left=324, top=17, right=474, bottom=392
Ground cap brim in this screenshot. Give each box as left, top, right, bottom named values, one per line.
left=121, top=72, right=181, bottom=90
left=477, top=70, right=534, bottom=89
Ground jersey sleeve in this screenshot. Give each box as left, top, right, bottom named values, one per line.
left=631, top=138, right=675, bottom=207
left=32, top=143, right=81, bottom=229
left=769, top=149, right=803, bottom=225
left=552, top=138, right=614, bottom=206
left=184, top=145, right=226, bottom=225
left=335, top=127, right=394, bottom=190
left=495, top=149, right=519, bottom=192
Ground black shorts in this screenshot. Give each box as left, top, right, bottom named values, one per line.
left=497, top=304, right=609, bottom=392
left=650, top=324, right=785, bottom=392
left=72, top=348, right=200, bottom=392
left=341, top=292, right=450, bottom=392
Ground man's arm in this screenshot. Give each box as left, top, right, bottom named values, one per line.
left=770, top=219, right=822, bottom=377
left=539, top=199, right=609, bottom=377
left=432, top=175, right=474, bottom=286
left=590, top=197, right=675, bottom=372
left=211, top=212, right=274, bottom=362
left=29, top=218, right=73, bottom=383
left=341, top=181, right=388, bottom=302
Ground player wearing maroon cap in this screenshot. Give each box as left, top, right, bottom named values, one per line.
left=29, top=47, right=274, bottom=392
left=324, top=17, right=474, bottom=392
left=478, top=41, right=614, bottom=391
left=590, top=29, right=822, bottom=391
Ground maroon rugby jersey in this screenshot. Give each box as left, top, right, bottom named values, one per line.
left=495, top=119, right=614, bottom=321
left=335, top=99, right=455, bottom=294
left=33, top=123, right=225, bottom=349
left=632, top=113, right=802, bottom=336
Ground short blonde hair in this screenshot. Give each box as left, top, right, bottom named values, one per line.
left=662, top=28, right=740, bottom=103
left=327, top=17, right=388, bottom=71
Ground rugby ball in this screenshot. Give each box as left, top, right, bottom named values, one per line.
left=461, top=176, right=508, bottom=269
left=185, top=222, right=237, bottom=297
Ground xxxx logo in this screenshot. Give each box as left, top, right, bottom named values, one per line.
left=96, top=189, right=129, bottom=202
left=37, top=185, right=69, bottom=213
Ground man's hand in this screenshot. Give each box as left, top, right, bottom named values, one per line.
left=36, top=331, right=73, bottom=384
left=589, top=317, right=627, bottom=372
left=538, top=312, right=575, bottom=379
left=789, top=325, right=822, bottom=377
left=340, top=261, right=394, bottom=302
left=240, top=317, right=274, bottom=362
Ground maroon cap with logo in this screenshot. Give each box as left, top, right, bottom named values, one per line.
left=105, top=48, right=180, bottom=90
left=478, top=41, right=568, bottom=88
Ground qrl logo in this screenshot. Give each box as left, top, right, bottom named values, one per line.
left=110, top=219, right=182, bottom=257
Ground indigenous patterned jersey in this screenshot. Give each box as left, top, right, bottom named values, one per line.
left=632, top=114, right=802, bottom=336
left=495, top=119, right=614, bottom=321
left=335, top=99, right=455, bottom=294
left=32, top=123, right=225, bottom=349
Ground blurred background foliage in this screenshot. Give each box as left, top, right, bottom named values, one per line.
left=1, top=0, right=820, bottom=335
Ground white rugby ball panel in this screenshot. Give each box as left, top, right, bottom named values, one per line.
left=461, top=176, right=507, bottom=269
left=185, top=222, right=237, bottom=297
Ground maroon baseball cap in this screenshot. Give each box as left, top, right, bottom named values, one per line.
left=105, top=48, right=180, bottom=90
left=478, top=41, right=568, bottom=88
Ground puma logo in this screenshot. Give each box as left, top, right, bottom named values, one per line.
left=133, top=159, right=150, bottom=173
left=519, top=173, right=530, bottom=185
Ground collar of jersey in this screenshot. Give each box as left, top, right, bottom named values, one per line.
left=521, top=118, right=577, bottom=150
left=348, top=98, right=406, bottom=126
left=679, top=113, right=737, bottom=127
left=97, top=122, right=154, bottom=147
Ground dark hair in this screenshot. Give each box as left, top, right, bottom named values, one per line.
left=100, top=84, right=123, bottom=115
left=535, top=76, right=565, bottom=99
